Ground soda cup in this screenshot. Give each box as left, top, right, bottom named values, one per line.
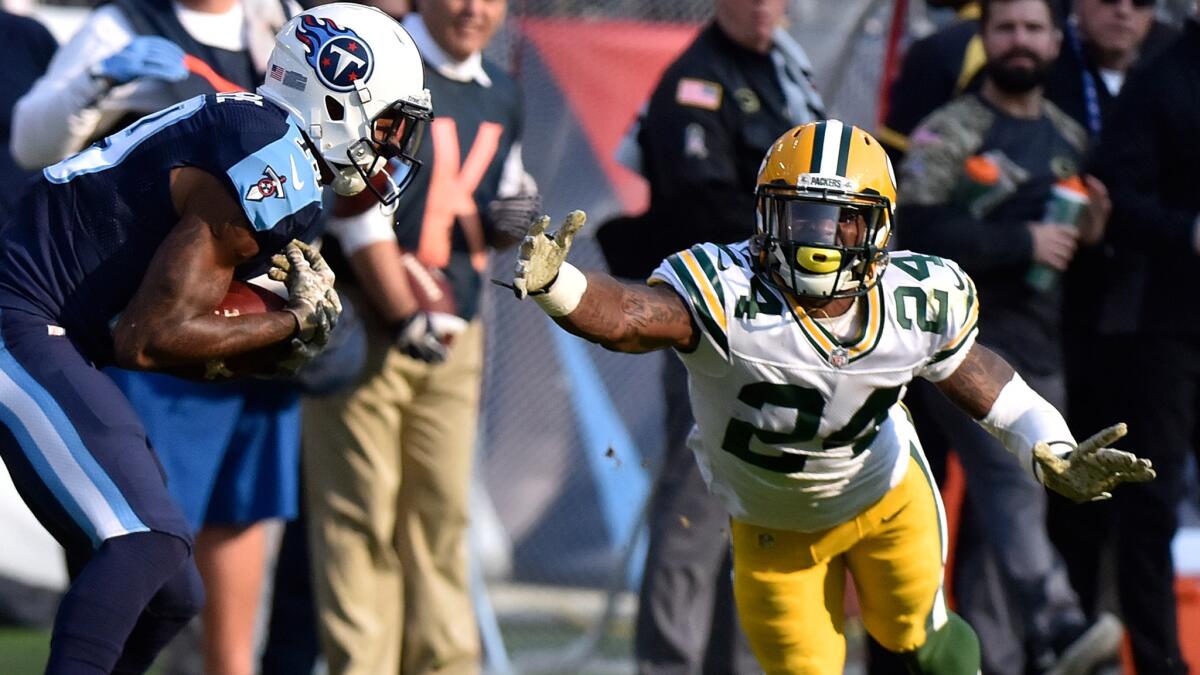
left=1027, top=176, right=1089, bottom=292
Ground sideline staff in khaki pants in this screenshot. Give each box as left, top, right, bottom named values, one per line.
left=301, top=0, right=538, bottom=672
left=304, top=298, right=483, bottom=674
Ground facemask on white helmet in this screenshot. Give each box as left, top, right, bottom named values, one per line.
left=258, top=3, right=432, bottom=205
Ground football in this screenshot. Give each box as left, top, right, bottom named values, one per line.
left=201, top=277, right=292, bottom=380
left=400, top=251, right=457, bottom=316
left=215, top=277, right=288, bottom=317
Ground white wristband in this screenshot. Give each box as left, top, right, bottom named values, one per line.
left=533, top=262, right=587, bottom=316
left=978, top=373, right=1076, bottom=480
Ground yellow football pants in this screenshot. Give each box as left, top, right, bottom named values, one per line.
left=732, top=449, right=949, bottom=674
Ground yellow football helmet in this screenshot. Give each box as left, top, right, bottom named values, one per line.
left=753, top=120, right=897, bottom=298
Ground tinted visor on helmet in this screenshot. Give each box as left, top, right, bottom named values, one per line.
left=756, top=188, right=890, bottom=298
left=775, top=201, right=876, bottom=249
left=347, top=99, right=432, bottom=206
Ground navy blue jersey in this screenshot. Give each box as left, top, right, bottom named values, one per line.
left=0, top=92, right=324, bottom=363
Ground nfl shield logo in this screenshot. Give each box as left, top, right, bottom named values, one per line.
left=829, top=347, right=849, bottom=368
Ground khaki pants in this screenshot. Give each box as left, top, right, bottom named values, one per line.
left=303, top=309, right=483, bottom=675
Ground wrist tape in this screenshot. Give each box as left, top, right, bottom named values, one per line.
left=533, top=262, right=587, bottom=316
left=978, top=372, right=1076, bottom=480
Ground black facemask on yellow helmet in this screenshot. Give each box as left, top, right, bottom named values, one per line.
left=752, top=120, right=897, bottom=299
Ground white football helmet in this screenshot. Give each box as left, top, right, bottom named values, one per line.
left=258, top=3, right=432, bottom=204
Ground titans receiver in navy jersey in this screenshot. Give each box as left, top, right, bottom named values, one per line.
left=0, top=5, right=431, bottom=673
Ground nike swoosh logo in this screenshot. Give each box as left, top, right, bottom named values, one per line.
left=290, top=155, right=306, bottom=191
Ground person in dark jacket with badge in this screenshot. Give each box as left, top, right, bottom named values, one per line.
left=597, top=1, right=825, bottom=672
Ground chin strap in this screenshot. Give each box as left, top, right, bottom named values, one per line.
left=298, top=128, right=338, bottom=187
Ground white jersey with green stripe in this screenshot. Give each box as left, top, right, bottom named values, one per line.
left=648, top=242, right=979, bottom=532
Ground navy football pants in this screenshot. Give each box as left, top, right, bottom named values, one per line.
left=0, top=307, right=201, bottom=673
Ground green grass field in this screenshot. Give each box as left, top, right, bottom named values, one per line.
left=0, top=628, right=50, bottom=675
left=0, top=628, right=168, bottom=675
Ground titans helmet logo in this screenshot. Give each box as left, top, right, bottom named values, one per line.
left=294, top=15, right=374, bottom=93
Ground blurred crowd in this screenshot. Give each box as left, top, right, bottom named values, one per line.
left=0, top=0, right=1197, bottom=673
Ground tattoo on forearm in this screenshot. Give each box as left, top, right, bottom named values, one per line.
left=556, top=275, right=694, bottom=352
left=935, top=344, right=1015, bottom=419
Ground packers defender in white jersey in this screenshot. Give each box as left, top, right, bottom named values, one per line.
left=508, top=120, right=1155, bottom=674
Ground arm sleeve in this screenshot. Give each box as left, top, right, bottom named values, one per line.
left=897, top=110, right=1033, bottom=272
left=325, top=204, right=398, bottom=256
left=10, top=6, right=135, bottom=170
left=1089, top=68, right=1200, bottom=253
left=647, top=243, right=733, bottom=376
left=978, top=372, right=1076, bottom=479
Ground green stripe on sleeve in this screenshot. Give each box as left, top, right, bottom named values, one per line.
left=689, top=245, right=726, bottom=311
left=668, top=255, right=729, bottom=357
left=929, top=322, right=978, bottom=364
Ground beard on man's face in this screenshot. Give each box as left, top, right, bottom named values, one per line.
left=985, top=49, right=1051, bottom=93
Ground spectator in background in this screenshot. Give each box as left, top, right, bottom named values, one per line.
left=0, top=10, right=54, bottom=215
left=897, top=0, right=1117, bottom=673
left=11, top=1, right=300, bottom=674
left=878, top=0, right=983, bottom=165
left=1045, top=0, right=1170, bottom=133
left=302, top=0, right=539, bottom=672
left=1046, top=0, right=1172, bottom=630
left=1086, top=4, right=1200, bottom=671
left=597, top=0, right=823, bottom=672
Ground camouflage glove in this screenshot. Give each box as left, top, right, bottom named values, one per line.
left=272, top=337, right=326, bottom=377
left=268, top=240, right=341, bottom=344
left=512, top=210, right=586, bottom=300
left=1033, top=423, right=1156, bottom=503
left=203, top=358, right=234, bottom=380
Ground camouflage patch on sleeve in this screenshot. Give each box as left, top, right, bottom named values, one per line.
left=899, top=96, right=992, bottom=207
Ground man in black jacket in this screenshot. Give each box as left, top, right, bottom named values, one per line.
left=1087, top=10, right=1200, bottom=673
left=1046, top=0, right=1176, bottom=641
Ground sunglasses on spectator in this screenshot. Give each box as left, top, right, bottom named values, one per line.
left=1098, top=0, right=1156, bottom=8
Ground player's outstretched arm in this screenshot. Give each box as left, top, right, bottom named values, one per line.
left=512, top=211, right=697, bottom=354
left=933, top=344, right=1155, bottom=502
left=112, top=167, right=329, bottom=370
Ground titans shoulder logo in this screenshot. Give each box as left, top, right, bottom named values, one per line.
left=294, top=15, right=374, bottom=93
